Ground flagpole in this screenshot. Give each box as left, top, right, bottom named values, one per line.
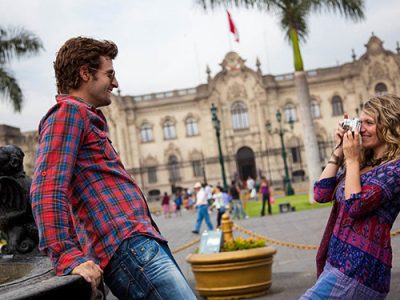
left=228, top=30, right=233, bottom=50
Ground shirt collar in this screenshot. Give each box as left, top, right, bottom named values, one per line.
left=55, top=94, right=96, bottom=109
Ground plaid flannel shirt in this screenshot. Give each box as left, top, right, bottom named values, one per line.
left=30, top=95, right=165, bottom=275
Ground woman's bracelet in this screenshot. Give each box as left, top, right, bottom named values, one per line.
left=329, top=152, right=343, bottom=166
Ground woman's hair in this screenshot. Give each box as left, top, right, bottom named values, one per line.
left=54, top=36, right=118, bottom=94
left=361, top=94, right=400, bottom=162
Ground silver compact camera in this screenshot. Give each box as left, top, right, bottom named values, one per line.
left=341, top=118, right=361, bottom=132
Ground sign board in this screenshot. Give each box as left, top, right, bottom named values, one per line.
left=199, top=230, right=223, bottom=254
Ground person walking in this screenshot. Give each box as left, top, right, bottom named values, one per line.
left=174, top=192, right=182, bottom=217
left=301, top=94, right=400, bottom=299
left=161, top=192, right=171, bottom=219
left=192, top=182, right=213, bottom=234
left=246, top=175, right=256, bottom=201
left=30, top=36, right=196, bottom=300
left=229, top=180, right=247, bottom=220
left=212, top=185, right=226, bottom=227
left=259, top=176, right=271, bottom=216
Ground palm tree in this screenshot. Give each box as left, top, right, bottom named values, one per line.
left=0, top=26, right=43, bottom=112
left=197, top=0, right=365, bottom=202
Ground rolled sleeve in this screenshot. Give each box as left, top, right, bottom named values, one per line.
left=313, top=177, right=337, bottom=203
left=31, top=102, right=88, bottom=275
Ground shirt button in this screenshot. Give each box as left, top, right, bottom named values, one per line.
left=41, top=171, right=47, bottom=176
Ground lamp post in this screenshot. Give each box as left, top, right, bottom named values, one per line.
left=210, top=103, right=228, bottom=190
left=265, top=110, right=295, bottom=195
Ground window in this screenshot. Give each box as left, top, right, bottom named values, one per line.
left=375, top=82, right=388, bottom=95
left=163, top=121, right=176, bottom=140
left=231, top=102, right=249, bottom=130
left=186, top=118, right=199, bottom=136
left=318, top=139, right=326, bottom=162
left=147, top=167, right=157, bottom=183
left=192, top=160, right=204, bottom=177
left=284, top=104, right=297, bottom=122
left=290, top=146, right=301, bottom=163
left=140, top=124, right=153, bottom=142
left=332, top=96, right=343, bottom=116
left=310, top=100, right=321, bottom=119
left=168, top=155, right=180, bottom=182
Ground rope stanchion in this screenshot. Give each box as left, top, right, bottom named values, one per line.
left=171, top=225, right=400, bottom=254
left=233, top=224, right=400, bottom=250
left=172, top=237, right=200, bottom=254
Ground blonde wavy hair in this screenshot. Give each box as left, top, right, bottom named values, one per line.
left=361, top=94, right=400, bottom=163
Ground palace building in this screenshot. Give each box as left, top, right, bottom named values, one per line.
left=2, top=35, right=400, bottom=199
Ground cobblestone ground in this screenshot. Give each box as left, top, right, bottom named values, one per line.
left=109, top=206, right=400, bottom=299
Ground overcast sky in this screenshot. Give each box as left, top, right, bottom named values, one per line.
left=1, top=0, right=400, bottom=132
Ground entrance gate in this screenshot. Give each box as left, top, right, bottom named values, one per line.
left=236, top=147, right=256, bottom=181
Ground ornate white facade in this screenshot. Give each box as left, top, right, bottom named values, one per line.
left=102, top=35, right=400, bottom=197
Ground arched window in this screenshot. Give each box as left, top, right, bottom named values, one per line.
left=147, top=166, right=157, bottom=183
left=317, top=136, right=327, bottom=162
left=168, top=155, right=180, bottom=183
left=284, top=103, right=297, bottom=122
left=375, top=82, right=388, bottom=95
left=186, top=117, right=199, bottom=136
left=231, top=102, right=249, bottom=130
left=310, top=99, right=321, bottom=119
left=140, top=123, right=153, bottom=143
left=163, top=121, right=176, bottom=140
left=331, top=96, right=344, bottom=116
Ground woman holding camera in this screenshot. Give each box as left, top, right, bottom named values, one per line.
left=301, top=94, right=400, bottom=299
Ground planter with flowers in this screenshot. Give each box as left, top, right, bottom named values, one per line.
left=186, top=214, right=277, bottom=300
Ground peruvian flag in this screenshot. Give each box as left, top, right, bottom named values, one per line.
left=227, top=10, right=239, bottom=43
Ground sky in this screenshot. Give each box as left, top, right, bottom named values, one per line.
left=1, top=0, right=400, bottom=132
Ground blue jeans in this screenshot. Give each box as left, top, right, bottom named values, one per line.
left=231, top=199, right=246, bottom=220
left=104, top=235, right=196, bottom=300
left=194, top=205, right=214, bottom=232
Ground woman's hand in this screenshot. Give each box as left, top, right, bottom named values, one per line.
left=343, top=129, right=361, bottom=163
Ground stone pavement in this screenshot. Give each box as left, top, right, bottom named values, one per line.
left=152, top=207, right=400, bottom=300
left=107, top=207, right=400, bottom=299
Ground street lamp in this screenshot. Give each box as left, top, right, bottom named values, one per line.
left=265, top=110, right=295, bottom=195
left=210, top=103, right=228, bottom=190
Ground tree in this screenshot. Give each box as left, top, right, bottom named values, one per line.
left=0, top=26, right=43, bottom=112
left=197, top=0, right=365, bottom=202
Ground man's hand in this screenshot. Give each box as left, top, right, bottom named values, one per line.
left=72, top=261, right=103, bottom=294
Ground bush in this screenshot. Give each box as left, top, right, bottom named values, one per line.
left=222, top=237, right=266, bottom=252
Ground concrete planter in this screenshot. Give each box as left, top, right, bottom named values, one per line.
left=186, top=246, right=277, bottom=300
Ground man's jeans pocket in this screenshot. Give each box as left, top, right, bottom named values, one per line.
left=104, top=260, right=146, bottom=300
left=127, top=235, right=160, bottom=266
left=104, top=235, right=160, bottom=300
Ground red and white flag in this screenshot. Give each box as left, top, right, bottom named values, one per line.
left=227, top=10, right=239, bottom=43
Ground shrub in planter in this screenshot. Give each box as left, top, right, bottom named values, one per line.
left=187, top=233, right=276, bottom=299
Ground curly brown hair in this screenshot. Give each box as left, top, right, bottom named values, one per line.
left=361, top=94, right=400, bottom=162
left=54, top=36, right=118, bottom=94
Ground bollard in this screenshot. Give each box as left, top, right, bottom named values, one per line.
left=221, top=212, right=234, bottom=242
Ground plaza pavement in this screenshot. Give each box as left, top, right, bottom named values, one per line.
left=151, top=206, right=400, bottom=300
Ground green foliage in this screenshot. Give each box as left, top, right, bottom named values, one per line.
left=223, top=237, right=266, bottom=252
left=244, top=194, right=333, bottom=217
left=0, top=26, right=43, bottom=112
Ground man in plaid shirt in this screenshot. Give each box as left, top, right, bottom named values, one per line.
left=30, top=37, right=196, bottom=300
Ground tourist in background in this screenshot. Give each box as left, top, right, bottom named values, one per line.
left=161, top=192, right=171, bottom=219
left=246, top=175, right=256, bottom=201
left=174, top=191, right=182, bottom=217
left=212, top=185, right=226, bottom=227
left=301, top=94, right=400, bottom=299
left=229, top=180, right=247, bottom=220
left=259, top=176, right=271, bottom=216
left=192, top=182, right=214, bottom=234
